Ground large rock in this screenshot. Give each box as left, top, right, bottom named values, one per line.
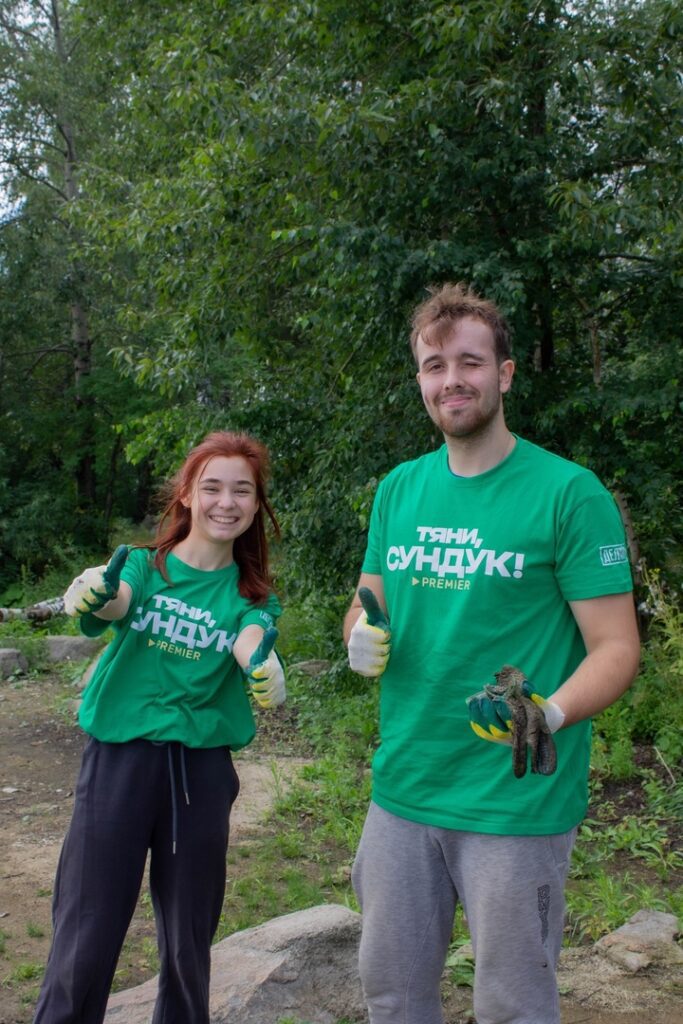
left=45, top=635, right=102, bottom=663
left=595, top=909, right=682, bottom=972
left=105, top=903, right=366, bottom=1024
left=0, top=648, right=28, bottom=678
left=291, top=660, right=332, bottom=677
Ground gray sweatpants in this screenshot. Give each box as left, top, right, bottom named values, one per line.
left=351, top=802, right=577, bottom=1024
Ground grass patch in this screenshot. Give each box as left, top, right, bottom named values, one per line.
left=4, top=962, right=44, bottom=985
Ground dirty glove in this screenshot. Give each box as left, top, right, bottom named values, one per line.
left=467, top=665, right=563, bottom=777
left=247, top=626, right=286, bottom=708
left=64, top=545, right=129, bottom=616
left=348, top=587, right=391, bottom=678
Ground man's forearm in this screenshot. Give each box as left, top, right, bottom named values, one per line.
left=550, top=639, right=640, bottom=727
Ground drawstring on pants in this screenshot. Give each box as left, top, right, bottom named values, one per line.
left=155, top=742, right=190, bottom=855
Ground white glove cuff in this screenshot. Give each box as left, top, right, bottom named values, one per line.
left=544, top=700, right=566, bottom=734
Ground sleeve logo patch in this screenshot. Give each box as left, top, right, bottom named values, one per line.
left=600, top=544, right=628, bottom=566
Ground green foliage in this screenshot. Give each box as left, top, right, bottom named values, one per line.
left=0, top=0, right=681, bottom=593
left=575, top=808, right=682, bottom=878
left=4, top=962, right=43, bottom=985
left=445, top=910, right=476, bottom=988
left=591, top=565, right=683, bottom=774
left=566, top=871, right=677, bottom=943
left=590, top=705, right=637, bottom=780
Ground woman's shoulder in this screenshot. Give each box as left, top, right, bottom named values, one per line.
left=120, top=545, right=156, bottom=584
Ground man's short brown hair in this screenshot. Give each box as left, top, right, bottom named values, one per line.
left=410, top=282, right=512, bottom=364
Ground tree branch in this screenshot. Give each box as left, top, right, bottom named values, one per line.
left=0, top=11, right=42, bottom=47
left=599, top=252, right=657, bottom=263
left=1, top=157, right=68, bottom=200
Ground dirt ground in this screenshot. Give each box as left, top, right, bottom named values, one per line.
left=0, top=671, right=309, bottom=1023
left=1, top=671, right=681, bottom=1024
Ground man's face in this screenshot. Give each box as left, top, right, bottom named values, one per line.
left=415, top=317, right=514, bottom=440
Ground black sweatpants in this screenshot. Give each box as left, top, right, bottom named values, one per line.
left=33, top=737, right=240, bottom=1024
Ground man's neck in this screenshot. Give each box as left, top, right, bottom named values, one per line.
left=444, top=426, right=516, bottom=478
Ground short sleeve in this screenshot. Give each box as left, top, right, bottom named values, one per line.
left=555, top=488, right=633, bottom=601
left=119, top=547, right=152, bottom=602
left=238, top=591, right=282, bottom=632
left=361, top=480, right=385, bottom=575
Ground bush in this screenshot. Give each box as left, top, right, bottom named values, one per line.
left=593, top=566, right=683, bottom=775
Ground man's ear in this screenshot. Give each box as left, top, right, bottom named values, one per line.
left=499, top=359, right=515, bottom=394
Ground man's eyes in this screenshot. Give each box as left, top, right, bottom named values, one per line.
left=423, top=360, right=482, bottom=371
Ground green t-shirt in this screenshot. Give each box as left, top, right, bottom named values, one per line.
left=78, top=549, right=281, bottom=750
left=362, top=437, right=633, bottom=835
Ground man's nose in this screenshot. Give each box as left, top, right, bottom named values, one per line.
left=443, top=363, right=463, bottom=389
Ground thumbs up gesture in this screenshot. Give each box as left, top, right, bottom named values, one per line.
left=247, top=627, right=286, bottom=708
left=64, top=545, right=129, bottom=617
left=348, top=587, right=391, bottom=678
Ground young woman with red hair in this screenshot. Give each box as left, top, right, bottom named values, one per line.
left=33, top=431, right=285, bottom=1024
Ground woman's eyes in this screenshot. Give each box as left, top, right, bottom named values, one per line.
left=201, top=486, right=252, bottom=495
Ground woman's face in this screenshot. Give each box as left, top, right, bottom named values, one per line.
left=183, top=455, right=259, bottom=548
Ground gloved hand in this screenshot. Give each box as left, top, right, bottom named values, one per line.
left=467, top=665, right=563, bottom=777
left=247, top=626, right=286, bottom=708
left=467, top=665, right=564, bottom=742
left=64, top=545, right=129, bottom=617
left=348, top=587, right=391, bottom=678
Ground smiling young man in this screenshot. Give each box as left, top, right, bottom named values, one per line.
left=344, top=282, right=640, bottom=1024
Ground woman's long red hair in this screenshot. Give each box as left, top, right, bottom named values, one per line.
left=145, top=431, right=280, bottom=604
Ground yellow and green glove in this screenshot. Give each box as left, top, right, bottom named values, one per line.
left=247, top=626, right=286, bottom=708
left=348, top=587, right=391, bottom=678
left=63, top=545, right=129, bottom=616
left=467, top=669, right=565, bottom=743
left=467, top=665, right=564, bottom=777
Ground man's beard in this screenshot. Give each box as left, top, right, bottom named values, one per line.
left=433, top=391, right=502, bottom=440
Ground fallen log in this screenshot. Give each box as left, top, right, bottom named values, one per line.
left=0, top=596, right=66, bottom=623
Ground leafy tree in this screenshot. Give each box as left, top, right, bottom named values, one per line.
left=1, top=0, right=681, bottom=593
left=0, top=0, right=157, bottom=587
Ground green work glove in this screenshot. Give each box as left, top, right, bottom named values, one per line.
left=467, top=666, right=564, bottom=744
left=348, top=587, right=391, bottom=678
left=467, top=665, right=563, bottom=778
left=63, top=545, right=129, bottom=617
left=247, top=626, right=286, bottom=708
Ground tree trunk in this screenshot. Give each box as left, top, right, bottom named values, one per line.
left=51, top=0, right=97, bottom=512
left=526, top=4, right=556, bottom=372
